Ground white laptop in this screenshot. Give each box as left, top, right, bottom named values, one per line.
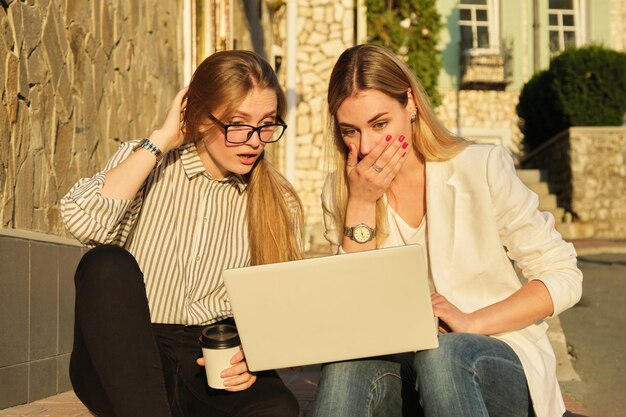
left=222, top=244, right=438, bottom=372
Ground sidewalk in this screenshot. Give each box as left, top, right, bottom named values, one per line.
left=2, top=240, right=624, bottom=416
left=0, top=364, right=589, bottom=417
left=0, top=366, right=320, bottom=417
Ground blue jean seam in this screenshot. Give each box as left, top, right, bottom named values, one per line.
left=366, top=371, right=403, bottom=417
left=473, top=355, right=525, bottom=386
left=452, top=355, right=525, bottom=417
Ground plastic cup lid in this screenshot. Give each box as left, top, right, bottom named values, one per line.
left=198, top=324, right=240, bottom=349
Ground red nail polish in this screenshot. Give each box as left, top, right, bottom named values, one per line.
left=402, top=142, right=409, bottom=149
left=398, top=135, right=405, bottom=142
left=385, top=135, right=392, bottom=142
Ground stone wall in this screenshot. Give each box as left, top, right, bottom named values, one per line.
left=281, top=0, right=355, bottom=252
left=0, top=0, right=183, bottom=237
left=436, top=88, right=524, bottom=156
left=523, top=127, right=626, bottom=239
left=569, top=127, right=626, bottom=238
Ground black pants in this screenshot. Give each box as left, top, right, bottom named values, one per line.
left=69, top=245, right=299, bottom=417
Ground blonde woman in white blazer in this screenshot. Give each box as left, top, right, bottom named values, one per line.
left=313, top=44, right=582, bottom=417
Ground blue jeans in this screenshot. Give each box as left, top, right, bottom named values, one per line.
left=313, top=334, right=532, bottom=417
left=313, top=353, right=419, bottom=417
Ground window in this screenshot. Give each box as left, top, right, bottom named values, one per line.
left=458, top=0, right=510, bottom=88
left=548, top=0, right=585, bottom=54
left=459, top=0, right=499, bottom=52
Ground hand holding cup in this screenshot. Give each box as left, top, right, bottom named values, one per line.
left=198, top=323, right=256, bottom=390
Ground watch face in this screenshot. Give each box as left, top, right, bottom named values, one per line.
left=353, top=225, right=372, bottom=243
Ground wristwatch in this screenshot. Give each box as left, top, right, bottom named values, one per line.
left=344, top=223, right=376, bottom=243
left=133, top=138, right=163, bottom=165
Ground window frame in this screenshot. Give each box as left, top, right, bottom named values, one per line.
left=547, top=0, right=587, bottom=55
left=458, top=0, right=500, bottom=55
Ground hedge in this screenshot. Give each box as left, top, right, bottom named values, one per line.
left=517, top=45, right=626, bottom=151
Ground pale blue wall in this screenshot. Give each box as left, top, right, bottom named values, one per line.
left=588, top=0, right=612, bottom=47
left=537, top=0, right=550, bottom=71
left=500, top=1, right=528, bottom=88
left=438, top=0, right=460, bottom=89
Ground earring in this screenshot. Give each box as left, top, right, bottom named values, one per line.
left=410, top=111, right=417, bottom=123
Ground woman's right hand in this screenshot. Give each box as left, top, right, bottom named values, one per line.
left=345, top=134, right=408, bottom=204
left=149, top=87, right=189, bottom=154
left=221, top=349, right=257, bottom=392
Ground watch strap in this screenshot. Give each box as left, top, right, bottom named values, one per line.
left=133, top=138, right=163, bottom=164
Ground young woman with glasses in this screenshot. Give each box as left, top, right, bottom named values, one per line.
left=61, top=50, right=302, bottom=417
left=313, top=44, right=582, bottom=417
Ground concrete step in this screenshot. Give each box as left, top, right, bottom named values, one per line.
left=538, top=193, right=558, bottom=211
left=549, top=207, right=565, bottom=223
left=516, top=169, right=543, bottom=184
left=516, top=169, right=563, bottom=221
left=557, top=221, right=595, bottom=240
left=526, top=181, right=550, bottom=197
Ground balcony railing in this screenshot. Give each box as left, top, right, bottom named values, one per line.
left=459, top=44, right=513, bottom=89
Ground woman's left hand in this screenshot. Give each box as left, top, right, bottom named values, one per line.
left=196, top=350, right=257, bottom=391
left=431, top=293, right=481, bottom=334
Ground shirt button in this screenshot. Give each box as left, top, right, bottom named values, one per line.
left=195, top=256, right=200, bottom=262
left=203, top=217, right=207, bottom=223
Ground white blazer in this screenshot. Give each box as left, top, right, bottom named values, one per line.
left=321, top=144, right=583, bottom=417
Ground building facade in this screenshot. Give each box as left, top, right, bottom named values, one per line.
left=271, top=0, right=626, bottom=247
left=432, top=1, right=626, bottom=239
left=435, top=0, right=624, bottom=158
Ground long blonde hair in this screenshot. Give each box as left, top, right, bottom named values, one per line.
left=184, top=50, right=303, bottom=265
left=327, top=44, right=470, bottom=244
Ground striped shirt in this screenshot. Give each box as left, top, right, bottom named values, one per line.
left=61, top=140, right=253, bottom=325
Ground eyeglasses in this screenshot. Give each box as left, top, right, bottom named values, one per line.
left=209, top=114, right=288, bottom=144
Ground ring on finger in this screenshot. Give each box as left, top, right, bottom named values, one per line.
left=346, top=162, right=357, bottom=167
left=372, top=163, right=384, bottom=173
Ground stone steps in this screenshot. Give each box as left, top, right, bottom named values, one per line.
left=516, top=169, right=544, bottom=184
left=526, top=181, right=549, bottom=197
left=516, top=169, right=564, bottom=222
left=516, top=169, right=594, bottom=240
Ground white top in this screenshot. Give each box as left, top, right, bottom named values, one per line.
left=388, top=209, right=435, bottom=294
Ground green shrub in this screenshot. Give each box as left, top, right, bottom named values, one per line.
left=517, top=70, right=569, bottom=151
left=366, top=0, right=443, bottom=107
left=517, top=45, right=626, bottom=151
left=552, top=46, right=626, bottom=126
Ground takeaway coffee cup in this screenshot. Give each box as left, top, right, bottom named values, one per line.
left=199, top=324, right=241, bottom=389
